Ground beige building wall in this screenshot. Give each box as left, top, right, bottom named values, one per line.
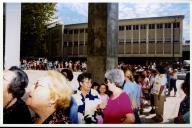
left=51, top=15, right=184, bottom=59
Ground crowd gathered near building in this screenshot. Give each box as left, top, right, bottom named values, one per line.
left=3, top=60, right=190, bottom=124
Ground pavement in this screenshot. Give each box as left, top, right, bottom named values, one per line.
left=24, top=70, right=186, bottom=124
left=139, top=80, right=185, bottom=124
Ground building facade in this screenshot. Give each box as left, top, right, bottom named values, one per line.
left=47, top=15, right=185, bottom=64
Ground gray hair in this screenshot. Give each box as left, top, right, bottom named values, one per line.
left=105, top=69, right=125, bottom=87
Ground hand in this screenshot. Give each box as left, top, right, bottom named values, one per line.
left=97, top=103, right=106, bottom=110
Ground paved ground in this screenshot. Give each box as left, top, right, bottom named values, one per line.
left=140, top=80, right=185, bottom=124
left=24, top=70, right=185, bottom=124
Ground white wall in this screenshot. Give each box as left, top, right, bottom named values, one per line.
left=4, top=3, right=21, bottom=69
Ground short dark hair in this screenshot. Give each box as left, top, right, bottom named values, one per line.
left=77, top=72, right=92, bottom=83
left=61, top=69, right=73, bottom=81
left=77, top=72, right=92, bottom=90
left=8, top=66, right=29, bottom=98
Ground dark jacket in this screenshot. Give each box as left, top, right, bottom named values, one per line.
left=3, top=98, right=32, bottom=124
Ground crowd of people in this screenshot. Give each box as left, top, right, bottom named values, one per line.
left=3, top=63, right=190, bottom=124
left=20, top=58, right=87, bottom=72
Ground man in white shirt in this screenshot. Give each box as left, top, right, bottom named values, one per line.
left=152, top=65, right=167, bottom=122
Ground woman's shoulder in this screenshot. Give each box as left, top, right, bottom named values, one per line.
left=120, top=92, right=130, bottom=99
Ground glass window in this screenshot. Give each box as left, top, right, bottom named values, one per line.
left=68, top=42, right=73, bottom=46
left=165, top=23, right=171, bottom=28
left=126, top=25, right=132, bottom=30
left=133, top=25, right=139, bottom=30
left=64, top=42, right=68, bottom=46
left=74, top=41, right=78, bottom=46
left=80, top=29, right=84, bottom=33
left=119, top=26, right=124, bottom=31
left=149, top=24, right=155, bottom=29
left=173, top=22, right=180, bottom=28
left=85, top=29, right=88, bottom=33
left=79, top=41, right=84, bottom=45
left=64, top=29, right=68, bottom=34
left=157, top=24, right=163, bottom=29
left=74, top=29, right=78, bottom=34
left=140, top=24, right=146, bottom=29
left=69, top=30, right=73, bottom=34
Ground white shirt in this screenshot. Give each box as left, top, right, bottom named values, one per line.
left=153, top=74, right=167, bottom=96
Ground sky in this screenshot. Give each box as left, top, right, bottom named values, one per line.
left=56, top=3, right=190, bottom=41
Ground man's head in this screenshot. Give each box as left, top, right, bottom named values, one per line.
left=3, top=66, right=29, bottom=108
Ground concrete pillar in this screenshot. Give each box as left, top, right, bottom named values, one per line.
left=87, top=3, right=118, bottom=83
left=4, top=3, right=21, bottom=69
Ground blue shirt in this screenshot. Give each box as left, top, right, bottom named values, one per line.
left=123, top=80, right=138, bottom=109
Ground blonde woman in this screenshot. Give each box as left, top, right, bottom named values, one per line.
left=26, top=70, right=73, bottom=124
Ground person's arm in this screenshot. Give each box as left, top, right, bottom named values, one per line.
left=158, top=85, right=164, bottom=100
left=121, top=113, right=135, bottom=124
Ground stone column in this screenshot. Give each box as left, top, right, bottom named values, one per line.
left=87, top=3, right=118, bottom=83
left=4, top=3, right=21, bottom=69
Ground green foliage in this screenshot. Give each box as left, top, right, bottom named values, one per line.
left=21, top=3, right=56, bottom=57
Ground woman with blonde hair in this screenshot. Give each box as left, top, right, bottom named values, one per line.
left=26, top=70, right=73, bottom=124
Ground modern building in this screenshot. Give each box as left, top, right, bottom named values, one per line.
left=46, top=15, right=185, bottom=64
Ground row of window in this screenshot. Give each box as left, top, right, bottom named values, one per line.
left=64, top=29, right=88, bottom=34
left=119, top=22, right=180, bottom=31
left=119, top=40, right=180, bottom=44
left=63, top=40, right=179, bottom=47
left=63, top=22, right=180, bottom=34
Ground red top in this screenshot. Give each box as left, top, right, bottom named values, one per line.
left=103, top=92, right=133, bottom=124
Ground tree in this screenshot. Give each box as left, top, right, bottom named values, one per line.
left=21, top=3, right=57, bottom=57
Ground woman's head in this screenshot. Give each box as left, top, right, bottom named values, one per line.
left=3, top=67, right=29, bottom=108
left=61, top=68, right=73, bottom=81
left=124, top=69, right=134, bottom=82
left=26, top=70, right=73, bottom=113
left=77, top=72, right=92, bottom=92
left=98, top=84, right=108, bottom=94
left=105, top=69, right=125, bottom=88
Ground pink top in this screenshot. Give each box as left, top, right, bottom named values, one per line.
left=103, top=92, right=133, bottom=124
left=100, top=94, right=109, bottom=105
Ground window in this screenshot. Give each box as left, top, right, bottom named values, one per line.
left=165, top=23, right=171, bottom=28
left=173, top=22, right=180, bottom=28
left=85, top=29, right=88, bottom=33
left=74, top=41, right=78, bottom=46
left=64, top=29, right=68, bottom=34
left=79, top=41, right=84, bottom=45
left=74, top=29, right=78, bottom=34
left=126, top=39, right=131, bottom=43
left=119, top=26, right=124, bottom=31
left=149, top=24, right=155, bottom=29
left=157, top=24, right=163, bottom=29
left=149, top=41, right=154, bottom=43
left=140, top=39, right=146, bottom=43
left=126, top=25, right=132, bottom=30
left=133, top=25, right=139, bottom=30
left=64, top=42, right=68, bottom=46
left=68, top=42, right=73, bottom=46
left=118, top=39, right=124, bottom=44
left=80, top=29, right=84, bottom=33
left=140, top=24, right=146, bottom=29
left=69, top=30, right=73, bottom=34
